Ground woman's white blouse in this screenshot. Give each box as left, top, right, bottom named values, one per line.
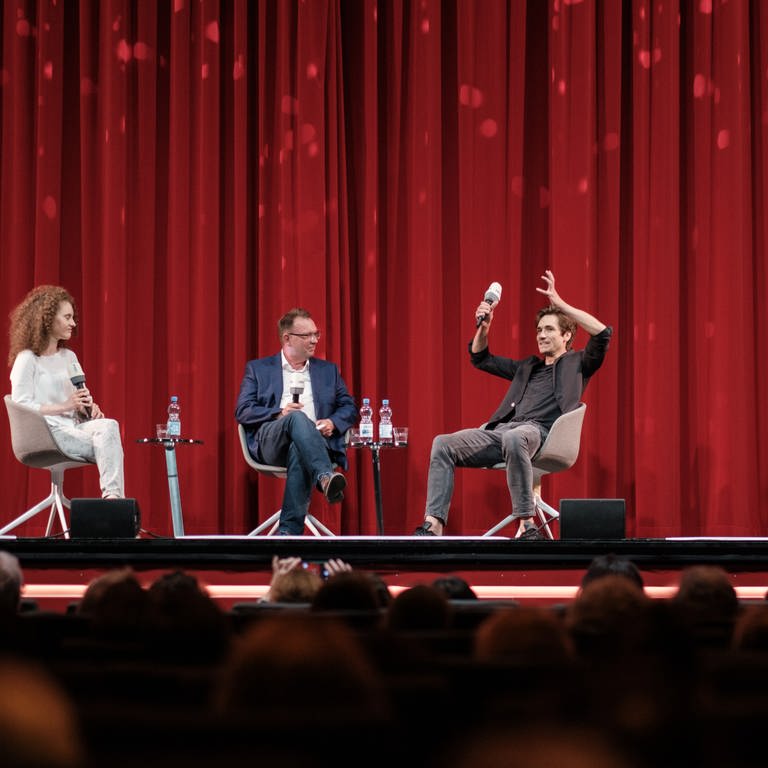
left=10, top=348, right=80, bottom=428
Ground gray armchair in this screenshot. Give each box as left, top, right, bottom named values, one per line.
left=3, top=395, right=94, bottom=537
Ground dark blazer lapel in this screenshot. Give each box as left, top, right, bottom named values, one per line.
left=308, top=361, right=330, bottom=419
left=267, top=354, right=284, bottom=402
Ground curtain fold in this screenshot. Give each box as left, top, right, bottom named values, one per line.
left=1, top=0, right=766, bottom=538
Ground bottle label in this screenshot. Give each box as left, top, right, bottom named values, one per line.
left=379, top=423, right=393, bottom=440
left=167, top=420, right=181, bottom=437
left=359, top=422, right=373, bottom=439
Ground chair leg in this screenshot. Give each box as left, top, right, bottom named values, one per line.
left=534, top=494, right=559, bottom=540
left=0, top=483, right=64, bottom=537
left=484, top=480, right=560, bottom=539
left=45, top=499, right=57, bottom=537
left=248, top=509, right=336, bottom=537
left=305, top=514, right=336, bottom=537
left=49, top=468, right=70, bottom=539
left=248, top=510, right=281, bottom=536
left=482, top=514, right=518, bottom=537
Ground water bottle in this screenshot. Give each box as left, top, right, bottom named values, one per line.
left=379, top=399, right=393, bottom=444
left=167, top=395, right=181, bottom=437
left=359, top=398, right=373, bottom=443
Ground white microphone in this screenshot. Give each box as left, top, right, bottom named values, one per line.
left=476, top=281, right=503, bottom=327
left=68, top=360, right=92, bottom=419
left=288, top=372, right=305, bottom=404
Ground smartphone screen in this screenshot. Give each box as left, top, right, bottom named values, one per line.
left=303, top=561, right=329, bottom=579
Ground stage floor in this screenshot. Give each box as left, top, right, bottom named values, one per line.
left=3, top=534, right=768, bottom=610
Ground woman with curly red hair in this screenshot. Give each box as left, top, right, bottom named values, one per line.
left=8, top=285, right=124, bottom=499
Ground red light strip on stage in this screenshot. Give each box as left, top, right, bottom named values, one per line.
left=21, top=584, right=768, bottom=601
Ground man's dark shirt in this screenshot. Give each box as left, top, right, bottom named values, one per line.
left=508, top=361, right=561, bottom=431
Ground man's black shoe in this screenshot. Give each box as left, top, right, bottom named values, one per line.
left=413, top=521, right=438, bottom=536
left=517, top=525, right=546, bottom=541
left=319, top=472, right=346, bottom=503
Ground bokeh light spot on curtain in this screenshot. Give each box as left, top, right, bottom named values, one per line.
left=134, top=42, right=152, bottom=61
left=42, top=196, right=57, bottom=220
left=479, top=119, right=497, bottom=138
left=205, top=21, right=219, bottom=44
left=116, top=40, right=132, bottom=64
left=458, top=84, right=483, bottom=108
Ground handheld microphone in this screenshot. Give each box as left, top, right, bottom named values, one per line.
left=476, top=281, right=503, bottom=327
left=288, top=372, right=305, bottom=404
left=68, top=360, right=92, bottom=419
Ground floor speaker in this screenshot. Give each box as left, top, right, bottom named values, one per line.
left=70, top=498, right=141, bottom=539
left=559, top=499, right=626, bottom=540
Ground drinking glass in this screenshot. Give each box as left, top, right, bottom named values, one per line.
left=393, top=427, right=409, bottom=446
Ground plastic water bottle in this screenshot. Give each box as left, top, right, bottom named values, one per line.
left=167, top=395, right=181, bottom=437
left=359, top=398, right=373, bottom=443
left=379, top=399, right=393, bottom=444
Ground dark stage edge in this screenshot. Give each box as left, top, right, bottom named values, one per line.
left=4, top=535, right=768, bottom=571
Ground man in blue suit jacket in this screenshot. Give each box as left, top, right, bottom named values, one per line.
left=235, top=308, right=357, bottom=535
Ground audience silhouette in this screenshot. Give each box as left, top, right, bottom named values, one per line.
left=432, top=575, right=478, bottom=600
left=0, top=658, right=84, bottom=768
left=0, top=551, right=23, bottom=618
left=672, top=565, right=741, bottom=649
left=580, top=553, right=644, bottom=591
left=1, top=555, right=766, bottom=767
left=261, top=556, right=323, bottom=604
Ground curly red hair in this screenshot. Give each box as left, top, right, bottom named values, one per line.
left=7, top=285, right=78, bottom=365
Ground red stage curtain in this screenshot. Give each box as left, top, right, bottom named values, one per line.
left=0, top=0, right=766, bottom=538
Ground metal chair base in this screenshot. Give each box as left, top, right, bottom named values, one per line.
left=0, top=467, right=70, bottom=538
left=248, top=510, right=336, bottom=537
left=482, top=494, right=559, bottom=539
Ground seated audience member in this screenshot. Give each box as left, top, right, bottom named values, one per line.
left=432, top=575, right=478, bottom=601
left=216, top=612, right=384, bottom=720
left=565, top=574, right=651, bottom=661
left=261, top=556, right=323, bottom=604
left=475, top=606, right=573, bottom=664
left=145, top=570, right=232, bottom=661
left=311, top=570, right=382, bottom=614
left=0, top=658, right=84, bottom=768
left=385, top=584, right=453, bottom=632
left=672, top=565, right=741, bottom=649
left=76, top=567, right=148, bottom=642
left=0, top=552, right=24, bottom=652
left=565, top=577, right=694, bottom=759
left=446, top=724, right=634, bottom=768
left=367, top=573, right=393, bottom=608
left=580, top=554, right=644, bottom=591
left=0, top=551, right=23, bottom=619
left=732, top=605, right=768, bottom=652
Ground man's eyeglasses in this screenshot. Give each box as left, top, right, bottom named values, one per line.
left=288, top=331, right=321, bottom=340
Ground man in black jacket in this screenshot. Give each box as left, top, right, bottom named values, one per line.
left=414, top=270, right=611, bottom=539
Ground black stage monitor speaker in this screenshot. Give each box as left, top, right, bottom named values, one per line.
left=70, top=498, right=141, bottom=539
left=559, top=499, right=625, bottom=540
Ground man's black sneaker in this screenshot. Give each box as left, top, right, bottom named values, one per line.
left=413, top=521, right=438, bottom=536
left=517, top=525, right=546, bottom=541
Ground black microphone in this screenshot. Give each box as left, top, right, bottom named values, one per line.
left=289, top=372, right=305, bottom=404
left=476, top=281, right=503, bottom=327
left=67, top=360, right=92, bottom=419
